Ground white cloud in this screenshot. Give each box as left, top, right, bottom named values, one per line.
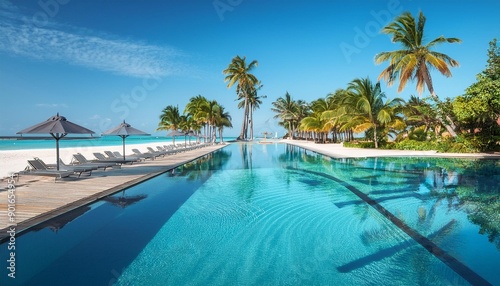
left=0, top=0, right=185, bottom=78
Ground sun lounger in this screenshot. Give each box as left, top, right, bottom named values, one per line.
left=131, top=149, right=157, bottom=160
left=156, top=146, right=176, bottom=155
left=104, top=151, right=142, bottom=162
left=93, top=152, right=138, bottom=164
left=71, top=153, right=120, bottom=170
left=146, top=147, right=167, bottom=157
left=162, top=145, right=177, bottom=154
left=33, top=158, right=94, bottom=177
left=56, top=159, right=97, bottom=176
left=19, top=160, right=73, bottom=181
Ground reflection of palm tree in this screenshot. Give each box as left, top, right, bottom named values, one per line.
left=239, top=143, right=253, bottom=170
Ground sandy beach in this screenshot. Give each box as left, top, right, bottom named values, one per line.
left=0, top=141, right=177, bottom=179
left=282, top=139, right=500, bottom=159
left=3, top=140, right=499, bottom=179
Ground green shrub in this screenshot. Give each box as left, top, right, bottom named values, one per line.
left=393, top=140, right=437, bottom=151
left=343, top=141, right=375, bottom=148
left=344, top=136, right=500, bottom=153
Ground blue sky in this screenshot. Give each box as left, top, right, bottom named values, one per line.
left=0, top=0, right=499, bottom=137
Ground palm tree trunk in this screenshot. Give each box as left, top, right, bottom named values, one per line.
left=424, top=76, right=458, bottom=137
left=243, top=99, right=249, bottom=139
left=213, top=125, right=217, bottom=143
left=288, top=121, right=292, bottom=139
left=204, top=124, right=207, bottom=143
left=238, top=95, right=248, bottom=140
left=249, top=103, right=254, bottom=140
left=374, top=125, right=378, bottom=148
left=432, top=93, right=458, bottom=137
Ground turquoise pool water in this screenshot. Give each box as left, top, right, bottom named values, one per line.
left=1, top=143, right=499, bottom=285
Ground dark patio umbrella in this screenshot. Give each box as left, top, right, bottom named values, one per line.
left=17, top=113, right=95, bottom=170
left=32, top=206, right=91, bottom=233
left=101, top=120, right=150, bottom=160
left=166, top=130, right=186, bottom=146
left=103, top=191, right=147, bottom=209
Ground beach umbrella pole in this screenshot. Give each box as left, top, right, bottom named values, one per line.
left=56, top=138, right=60, bottom=170
left=51, top=133, right=65, bottom=171
left=121, top=135, right=127, bottom=160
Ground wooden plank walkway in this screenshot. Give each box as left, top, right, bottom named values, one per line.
left=0, top=144, right=227, bottom=240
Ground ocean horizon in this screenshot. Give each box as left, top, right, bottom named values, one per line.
left=0, top=136, right=237, bottom=151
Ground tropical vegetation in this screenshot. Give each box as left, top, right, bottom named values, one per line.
left=270, top=12, right=499, bottom=152
left=223, top=55, right=261, bottom=140
left=156, top=11, right=498, bottom=153
left=375, top=11, right=461, bottom=137
left=157, top=96, right=232, bottom=143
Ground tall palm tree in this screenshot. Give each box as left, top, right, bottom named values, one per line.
left=223, top=55, right=259, bottom=140
left=375, top=11, right=461, bottom=137
left=241, top=82, right=266, bottom=140
left=271, top=92, right=298, bottom=139
left=342, top=77, right=404, bottom=148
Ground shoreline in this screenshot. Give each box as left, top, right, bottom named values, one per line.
left=0, top=141, right=178, bottom=179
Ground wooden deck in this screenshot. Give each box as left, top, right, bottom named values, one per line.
left=0, top=144, right=227, bottom=240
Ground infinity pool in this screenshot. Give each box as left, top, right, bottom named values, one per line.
left=1, top=143, right=499, bottom=285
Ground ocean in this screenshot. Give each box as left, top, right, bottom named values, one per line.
left=0, top=136, right=236, bottom=151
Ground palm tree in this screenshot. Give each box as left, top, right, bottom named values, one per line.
left=375, top=11, right=461, bottom=137
left=157, top=105, right=183, bottom=145
left=223, top=55, right=259, bottom=140
left=242, top=82, right=266, bottom=140
left=403, top=95, right=440, bottom=138
left=214, top=105, right=233, bottom=143
left=309, top=97, right=338, bottom=141
left=342, top=77, right=404, bottom=148
left=178, top=114, right=194, bottom=146
left=185, top=95, right=209, bottom=140
left=300, top=112, right=328, bottom=142
left=295, top=100, right=312, bottom=139
left=321, top=89, right=352, bottom=142
left=271, top=92, right=298, bottom=139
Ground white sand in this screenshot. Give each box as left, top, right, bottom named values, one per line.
left=0, top=141, right=175, bottom=179
left=282, top=139, right=500, bottom=159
